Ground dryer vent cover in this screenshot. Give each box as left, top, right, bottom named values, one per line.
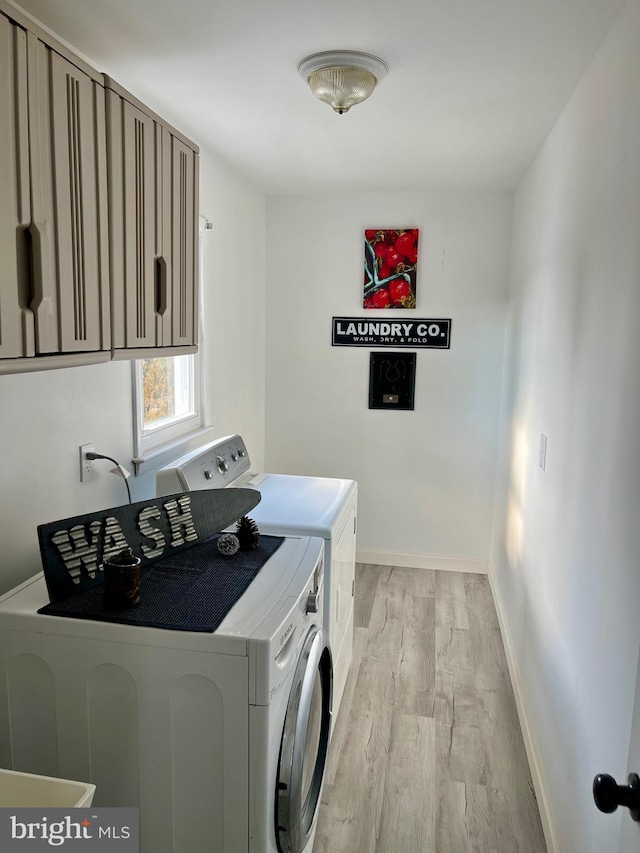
left=369, top=352, right=416, bottom=411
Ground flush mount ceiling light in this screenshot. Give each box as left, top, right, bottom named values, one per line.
left=298, top=50, right=388, bottom=115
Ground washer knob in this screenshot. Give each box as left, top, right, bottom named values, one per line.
left=216, top=456, right=229, bottom=474
left=204, top=469, right=214, bottom=480
left=238, top=448, right=246, bottom=458
left=231, top=452, right=238, bottom=462
left=305, top=591, right=320, bottom=614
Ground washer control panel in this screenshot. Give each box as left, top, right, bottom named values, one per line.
left=156, top=434, right=252, bottom=495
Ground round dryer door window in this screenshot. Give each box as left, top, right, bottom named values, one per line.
left=276, top=625, right=332, bottom=853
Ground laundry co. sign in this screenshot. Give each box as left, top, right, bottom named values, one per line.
left=332, top=317, right=451, bottom=348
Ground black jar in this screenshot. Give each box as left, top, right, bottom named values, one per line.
left=103, top=547, right=141, bottom=609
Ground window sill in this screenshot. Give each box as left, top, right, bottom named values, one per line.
left=132, top=426, right=216, bottom=476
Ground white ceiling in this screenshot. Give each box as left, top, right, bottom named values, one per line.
left=13, top=0, right=625, bottom=195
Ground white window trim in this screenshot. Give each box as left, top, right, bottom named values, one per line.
left=131, top=218, right=211, bottom=473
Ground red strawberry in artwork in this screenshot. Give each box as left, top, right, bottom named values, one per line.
left=386, top=246, right=404, bottom=270
left=374, top=241, right=388, bottom=260
left=389, top=278, right=412, bottom=305
left=369, top=288, right=391, bottom=308
left=395, top=231, right=417, bottom=257
left=403, top=244, right=418, bottom=265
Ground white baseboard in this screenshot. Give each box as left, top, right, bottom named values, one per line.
left=488, top=562, right=560, bottom=853
left=356, top=549, right=488, bottom=574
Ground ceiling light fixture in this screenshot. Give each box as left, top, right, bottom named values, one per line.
left=298, top=50, right=388, bottom=115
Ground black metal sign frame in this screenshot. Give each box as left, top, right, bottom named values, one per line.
left=332, top=317, right=451, bottom=348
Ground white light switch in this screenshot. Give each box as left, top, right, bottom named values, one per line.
left=539, top=433, right=548, bottom=471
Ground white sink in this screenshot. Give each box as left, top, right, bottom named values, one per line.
left=0, top=769, right=95, bottom=807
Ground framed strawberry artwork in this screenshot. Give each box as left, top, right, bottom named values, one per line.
left=364, top=228, right=419, bottom=309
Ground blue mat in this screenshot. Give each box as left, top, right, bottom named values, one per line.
left=38, top=534, right=284, bottom=632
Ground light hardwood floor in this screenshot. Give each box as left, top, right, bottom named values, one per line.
left=314, top=565, right=547, bottom=853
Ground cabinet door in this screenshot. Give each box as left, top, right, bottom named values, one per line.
left=333, top=505, right=357, bottom=646
left=107, top=93, right=158, bottom=348
left=28, top=35, right=109, bottom=354
left=170, top=136, right=199, bottom=347
left=155, top=125, right=172, bottom=347
left=0, top=15, right=34, bottom=358
left=105, top=78, right=199, bottom=357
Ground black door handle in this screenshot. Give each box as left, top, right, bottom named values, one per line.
left=593, top=773, right=640, bottom=821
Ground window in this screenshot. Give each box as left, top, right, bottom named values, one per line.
left=132, top=220, right=208, bottom=463
left=142, top=355, right=195, bottom=427
left=133, top=352, right=202, bottom=456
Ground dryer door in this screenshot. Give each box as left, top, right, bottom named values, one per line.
left=276, top=624, right=332, bottom=853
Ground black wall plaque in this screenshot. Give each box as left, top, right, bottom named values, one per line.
left=369, top=353, right=416, bottom=410
left=38, top=489, right=261, bottom=603
left=333, top=317, right=451, bottom=348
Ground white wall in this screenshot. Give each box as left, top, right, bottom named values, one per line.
left=491, top=1, right=640, bottom=851
left=0, top=145, right=266, bottom=596
left=199, top=152, right=266, bottom=469
left=265, top=191, right=512, bottom=564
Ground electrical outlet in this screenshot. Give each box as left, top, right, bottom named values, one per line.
left=79, top=443, right=95, bottom=483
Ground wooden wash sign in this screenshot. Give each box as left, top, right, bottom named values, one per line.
left=38, top=489, right=261, bottom=603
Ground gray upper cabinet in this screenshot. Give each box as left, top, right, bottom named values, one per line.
left=170, top=135, right=198, bottom=349
left=0, top=15, right=33, bottom=361
left=0, top=1, right=199, bottom=374
left=105, top=77, right=199, bottom=358
left=0, top=5, right=110, bottom=373
left=27, top=34, right=110, bottom=356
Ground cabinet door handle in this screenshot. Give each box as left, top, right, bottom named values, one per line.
left=15, top=225, right=36, bottom=355
left=17, top=225, right=34, bottom=310
left=27, top=222, right=42, bottom=309
left=27, top=220, right=56, bottom=349
left=27, top=220, right=55, bottom=317
left=155, top=256, right=168, bottom=316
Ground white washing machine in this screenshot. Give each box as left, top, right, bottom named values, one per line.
left=157, top=435, right=357, bottom=729
left=0, top=534, right=331, bottom=853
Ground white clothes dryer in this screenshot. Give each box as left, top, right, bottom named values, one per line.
left=157, top=435, right=357, bottom=729
left=0, top=535, right=330, bottom=853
